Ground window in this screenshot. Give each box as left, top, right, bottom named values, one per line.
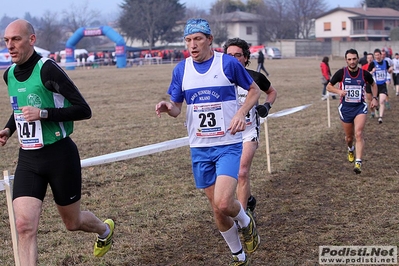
left=324, top=22, right=331, bottom=31
left=342, top=21, right=346, bottom=30
left=246, top=27, right=252, bottom=35
left=353, top=20, right=364, bottom=31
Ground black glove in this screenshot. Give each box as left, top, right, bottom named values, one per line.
left=255, top=102, right=272, bottom=118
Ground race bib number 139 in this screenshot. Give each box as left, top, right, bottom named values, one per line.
left=344, top=86, right=362, bottom=103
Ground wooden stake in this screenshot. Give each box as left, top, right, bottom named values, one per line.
left=4, top=170, right=20, bottom=266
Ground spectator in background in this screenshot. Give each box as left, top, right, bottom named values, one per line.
left=358, top=51, right=368, bottom=66
left=256, top=49, right=269, bottom=76
left=56, top=53, right=61, bottom=63
left=320, top=56, right=336, bottom=100
left=78, top=53, right=83, bottom=67
left=388, top=45, right=393, bottom=59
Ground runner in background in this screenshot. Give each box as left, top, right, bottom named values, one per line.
left=327, top=49, right=378, bottom=174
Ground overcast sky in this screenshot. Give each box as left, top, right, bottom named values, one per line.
left=1, top=0, right=358, bottom=19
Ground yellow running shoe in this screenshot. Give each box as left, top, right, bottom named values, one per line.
left=230, top=255, right=249, bottom=266
left=241, top=211, right=260, bottom=254
left=93, top=219, right=114, bottom=257
left=348, top=150, right=355, bottom=163
left=354, top=162, right=362, bottom=174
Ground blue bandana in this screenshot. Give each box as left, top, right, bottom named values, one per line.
left=183, top=19, right=211, bottom=38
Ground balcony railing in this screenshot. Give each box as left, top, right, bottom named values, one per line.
left=351, top=29, right=390, bottom=36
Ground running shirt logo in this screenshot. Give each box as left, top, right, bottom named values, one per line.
left=26, top=93, right=42, bottom=108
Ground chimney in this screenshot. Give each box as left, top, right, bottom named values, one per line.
left=363, top=2, right=367, bottom=11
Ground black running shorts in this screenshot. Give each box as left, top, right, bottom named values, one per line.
left=13, top=137, right=82, bottom=206
left=377, top=83, right=388, bottom=96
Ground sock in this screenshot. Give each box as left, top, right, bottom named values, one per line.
left=220, top=223, right=243, bottom=255
left=355, top=159, right=362, bottom=164
left=99, top=223, right=110, bottom=239
left=348, top=146, right=354, bottom=152
left=233, top=202, right=250, bottom=228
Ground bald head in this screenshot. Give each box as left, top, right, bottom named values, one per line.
left=4, top=19, right=36, bottom=65
left=6, top=19, right=35, bottom=36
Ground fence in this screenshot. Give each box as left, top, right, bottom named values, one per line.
left=266, top=40, right=399, bottom=58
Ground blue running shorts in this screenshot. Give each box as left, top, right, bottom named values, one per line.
left=338, top=102, right=368, bottom=123
left=190, top=142, right=242, bottom=189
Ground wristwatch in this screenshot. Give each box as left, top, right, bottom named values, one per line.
left=372, top=96, right=378, bottom=100
left=39, top=109, right=48, bottom=119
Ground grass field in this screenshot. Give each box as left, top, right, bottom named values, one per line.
left=0, top=56, right=398, bottom=265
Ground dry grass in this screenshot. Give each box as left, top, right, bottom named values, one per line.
left=0, top=57, right=398, bottom=266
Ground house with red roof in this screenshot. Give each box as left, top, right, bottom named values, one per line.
left=314, top=4, right=399, bottom=41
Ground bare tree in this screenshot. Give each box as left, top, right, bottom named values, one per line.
left=265, top=0, right=296, bottom=40
left=184, top=6, right=209, bottom=20
left=210, top=0, right=246, bottom=15
left=118, top=0, right=185, bottom=50
left=246, top=0, right=270, bottom=43
left=61, top=1, right=104, bottom=50
left=35, top=11, right=65, bottom=52
left=210, top=21, right=229, bottom=47
left=288, top=0, right=327, bottom=39
left=61, top=1, right=102, bottom=32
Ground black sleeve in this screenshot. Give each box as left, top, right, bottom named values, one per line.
left=256, top=74, right=271, bottom=92
left=248, top=70, right=270, bottom=92
left=364, top=71, right=375, bottom=85
left=368, top=62, right=375, bottom=71
left=3, top=69, right=16, bottom=135
left=4, top=114, right=16, bottom=136
left=40, top=60, right=91, bottom=122
left=330, top=68, right=344, bottom=85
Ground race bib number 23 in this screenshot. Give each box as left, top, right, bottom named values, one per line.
left=193, top=103, right=225, bottom=137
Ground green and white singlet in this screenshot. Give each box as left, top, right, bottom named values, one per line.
left=7, top=58, right=73, bottom=149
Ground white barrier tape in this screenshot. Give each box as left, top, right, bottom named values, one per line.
left=81, top=136, right=189, bottom=168
left=80, top=104, right=311, bottom=168
left=261, top=104, right=311, bottom=121
left=0, top=175, right=14, bottom=192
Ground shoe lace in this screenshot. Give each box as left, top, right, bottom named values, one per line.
left=96, top=231, right=113, bottom=247
left=230, top=256, right=246, bottom=266
left=242, top=221, right=253, bottom=242
left=96, top=237, right=106, bottom=248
